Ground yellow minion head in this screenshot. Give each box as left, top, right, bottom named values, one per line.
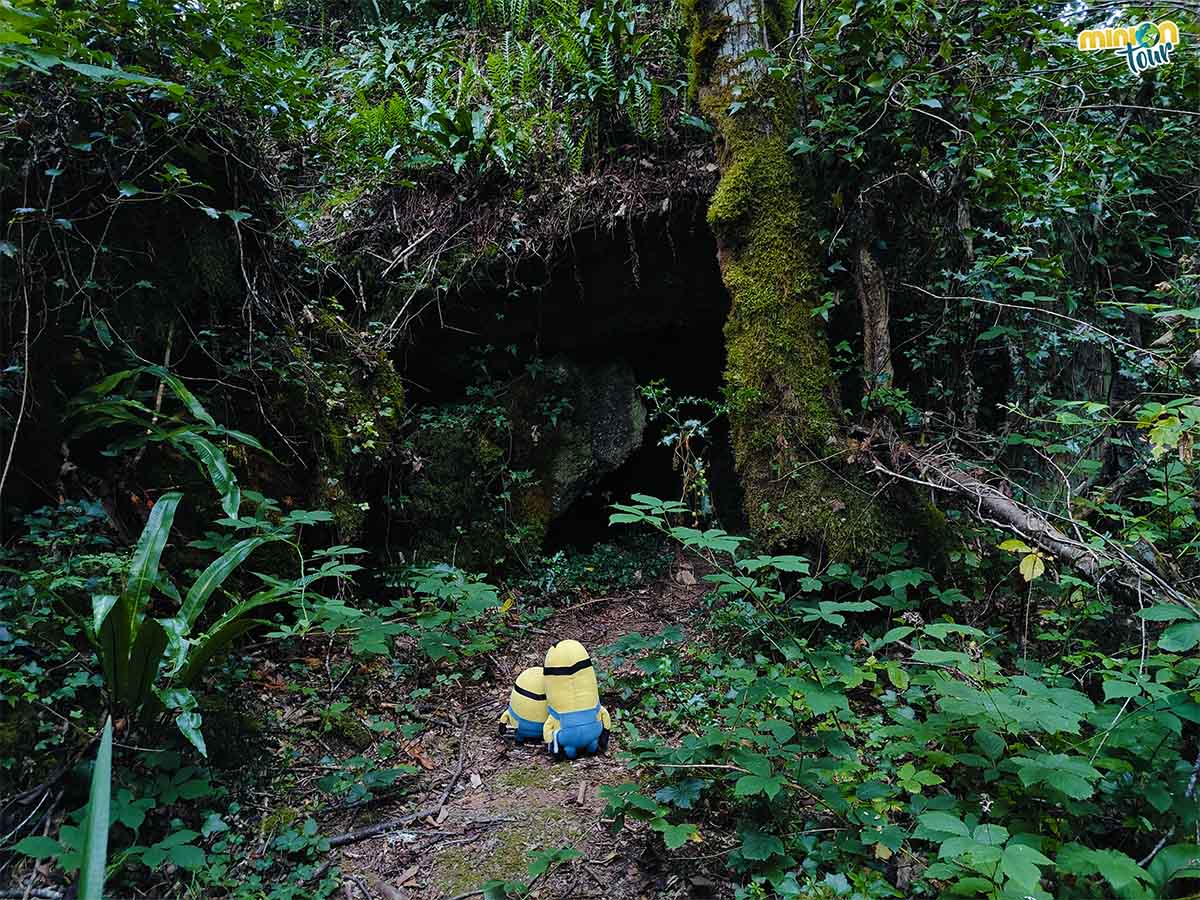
left=499, top=666, right=547, bottom=741
left=511, top=666, right=547, bottom=722
left=543, top=640, right=599, bottom=714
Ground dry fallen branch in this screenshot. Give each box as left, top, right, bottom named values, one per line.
left=872, top=441, right=1199, bottom=615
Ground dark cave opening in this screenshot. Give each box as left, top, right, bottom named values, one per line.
left=397, top=202, right=740, bottom=558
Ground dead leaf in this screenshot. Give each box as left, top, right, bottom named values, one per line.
left=675, top=568, right=696, bottom=586
left=435, top=806, right=448, bottom=825
left=576, top=782, right=587, bottom=805
left=396, top=865, right=419, bottom=886
left=470, top=772, right=482, bottom=789
left=400, top=739, right=437, bottom=770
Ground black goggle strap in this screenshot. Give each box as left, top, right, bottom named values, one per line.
left=543, top=657, right=593, bottom=677
left=513, top=684, right=546, bottom=702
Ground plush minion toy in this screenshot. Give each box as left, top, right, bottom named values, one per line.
left=499, top=666, right=548, bottom=742
left=542, top=640, right=611, bottom=759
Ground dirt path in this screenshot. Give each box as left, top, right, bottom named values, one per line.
left=328, top=557, right=711, bottom=900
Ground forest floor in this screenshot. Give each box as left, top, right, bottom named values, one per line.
left=229, top=551, right=723, bottom=900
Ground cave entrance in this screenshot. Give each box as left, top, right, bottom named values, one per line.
left=398, top=202, right=738, bottom=562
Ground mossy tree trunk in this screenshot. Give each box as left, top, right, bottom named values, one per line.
left=689, top=0, right=912, bottom=563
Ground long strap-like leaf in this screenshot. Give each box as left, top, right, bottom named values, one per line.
left=173, top=432, right=240, bottom=519
left=103, top=492, right=182, bottom=702
left=78, top=717, right=113, bottom=900
left=179, top=536, right=279, bottom=631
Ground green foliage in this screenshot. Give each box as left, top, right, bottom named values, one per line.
left=605, top=495, right=1200, bottom=898
left=520, top=531, right=672, bottom=599
left=69, top=366, right=271, bottom=519
left=322, top=0, right=679, bottom=175
left=640, top=380, right=725, bottom=521
left=86, top=488, right=361, bottom=756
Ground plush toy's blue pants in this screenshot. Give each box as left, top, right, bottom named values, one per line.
left=506, top=706, right=544, bottom=741
left=547, top=703, right=603, bottom=758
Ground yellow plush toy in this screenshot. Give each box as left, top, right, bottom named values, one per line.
left=542, top=640, right=611, bottom=758
left=499, top=666, right=548, bottom=742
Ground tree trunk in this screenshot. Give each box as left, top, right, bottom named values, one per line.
left=689, top=0, right=928, bottom=563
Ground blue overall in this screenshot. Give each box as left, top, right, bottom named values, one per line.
left=546, top=703, right=603, bottom=758
left=506, top=706, right=545, bottom=741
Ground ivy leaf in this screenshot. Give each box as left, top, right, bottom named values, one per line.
left=168, top=842, right=206, bottom=869
left=1019, top=553, right=1045, bottom=581
left=1159, top=622, right=1200, bottom=652
left=652, top=819, right=699, bottom=849
left=734, top=774, right=784, bottom=800
left=654, top=779, right=704, bottom=810
left=801, top=681, right=848, bottom=716
left=1000, top=843, right=1052, bottom=892
left=117, top=183, right=141, bottom=197
left=13, top=836, right=62, bottom=858
left=739, top=828, right=785, bottom=861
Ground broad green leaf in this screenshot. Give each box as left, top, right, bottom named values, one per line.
left=178, top=617, right=263, bottom=687
left=652, top=819, right=698, bottom=849
left=144, top=366, right=216, bottom=426
left=973, top=824, right=1009, bottom=845
left=917, top=811, right=969, bottom=838
left=1159, top=622, right=1200, bottom=653
left=176, top=710, right=207, bottom=757
left=739, top=828, right=785, bottom=861
left=125, top=617, right=167, bottom=712
left=13, top=835, right=62, bottom=858
left=100, top=492, right=181, bottom=699
left=999, top=539, right=1030, bottom=552
left=1102, top=679, right=1141, bottom=701
left=1058, top=844, right=1149, bottom=894
left=1147, top=844, right=1200, bottom=892
left=1137, top=605, right=1197, bottom=622
left=90, top=593, right=118, bottom=638
left=1000, top=843, right=1052, bottom=892
left=122, top=492, right=183, bottom=616
left=1019, top=553, right=1045, bottom=581
left=734, top=774, right=784, bottom=800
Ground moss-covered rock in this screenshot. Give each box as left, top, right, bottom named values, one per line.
left=513, top=358, right=647, bottom=520
left=278, top=303, right=406, bottom=543
left=397, top=356, right=646, bottom=569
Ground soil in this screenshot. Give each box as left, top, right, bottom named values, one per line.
left=291, top=553, right=729, bottom=900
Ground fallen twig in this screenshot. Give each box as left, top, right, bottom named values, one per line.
left=872, top=443, right=1199, bottom=614
left=327, top=717, right=470, bottom=849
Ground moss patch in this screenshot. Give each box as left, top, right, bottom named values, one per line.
left=431, top=800, right=585, bottom=895
left=280, top=303, right=406, bottom=542
left=695, top=34, right=902, bottom=562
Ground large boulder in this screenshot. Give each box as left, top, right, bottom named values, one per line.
left=399, top=356, right=646, bottom=569
left=523, top=358, right=647, bottom=519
